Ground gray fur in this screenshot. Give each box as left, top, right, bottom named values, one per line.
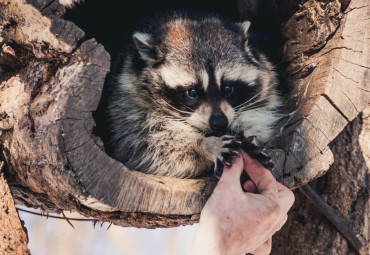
left=106, top=13, right=281, bottom=178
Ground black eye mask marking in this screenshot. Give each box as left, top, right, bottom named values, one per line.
left=222, top=78, right=262, bottom=109
left=161, top=83, right=205, bottom=113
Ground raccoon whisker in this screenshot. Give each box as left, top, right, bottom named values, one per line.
left=235, top=99, right=270, bottom=113
left=163, top=101, right=192, bottom=115
left=155, top=115, right=188, bottom=121
left=235, top=94, right=276, bottom=112
left=176, top=102, right=196, bottom=113
left=233, top=92, right=263, bottom=110
left=236, top=104, right=265, bottom=113
left=235, top=91, right=262, bottom=107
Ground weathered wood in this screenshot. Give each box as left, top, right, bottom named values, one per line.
left=0, top=0, right=369, bottom=229
left=268, top=0, right=370, bottom=188
left=0, top=0, right=216, bottom=227
left=0, top=162, right=30, bottom=255
left=272, top=105, right=370, bottom=255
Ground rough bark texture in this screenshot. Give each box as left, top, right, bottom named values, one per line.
left=0, top=162, right=30, bottom=255
left=0, top=0, right=369, bottom=229
left=272, top=105, right=370, bottom=254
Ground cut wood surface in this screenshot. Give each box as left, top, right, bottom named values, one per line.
left=0, top=0, right=369, bottom=228
left=270, top=0, right=370, bottom=188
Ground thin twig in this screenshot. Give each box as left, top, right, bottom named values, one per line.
left=61, top=210, right=75, bottom=229
left=106, top=222, right=113, bottom=230
left=16, top=207, right=100, bottom=223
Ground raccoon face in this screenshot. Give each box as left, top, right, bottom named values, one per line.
left=128, top=16, right=277, bottom=134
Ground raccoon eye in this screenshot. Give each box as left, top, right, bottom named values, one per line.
left=222, top=84, right=234, bottom=95
left=187, top=88, right=198, bottom=98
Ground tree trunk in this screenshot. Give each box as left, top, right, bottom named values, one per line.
left=0, top=161, right=30, bottom=255
left=272, top=105, right=370, bottom=254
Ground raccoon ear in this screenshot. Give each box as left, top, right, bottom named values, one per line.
left=238, top=21, right=251, bottom=37
left=237, top=21, right=254, bottom=53
left=132, top=32, right=158, bottom=64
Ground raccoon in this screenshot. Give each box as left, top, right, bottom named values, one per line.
left=106, top=13, right=281, bottom=178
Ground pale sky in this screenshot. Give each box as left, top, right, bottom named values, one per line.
left=18, top=206, right=198, bottom=255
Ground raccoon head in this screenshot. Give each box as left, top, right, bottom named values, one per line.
left=127, top=15, right=279, bottom=135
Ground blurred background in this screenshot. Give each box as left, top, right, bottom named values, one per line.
left=18, top=206, right=198, bottom=255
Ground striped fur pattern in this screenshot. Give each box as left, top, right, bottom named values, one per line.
left=107, top=13, right=281, bottom=178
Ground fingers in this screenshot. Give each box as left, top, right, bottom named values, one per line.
left=241, top=151, right=278, bottom=200
left=218, top=155, right=244, bottom=188
left=243, top=179, right=258, bottom=193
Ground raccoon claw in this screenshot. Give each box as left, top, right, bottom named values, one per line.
left=214, top=158, right=224, bottom=178
left=219, top=136, right=242, bottom=168
left=236, top=132, right=256, bottom=144
left=255, top=151, right=272, bottom=164
left=265, top=161, right=275, bottom=170
left=214, top=151, right=237, bottom=178
left=221, top=137, right=242, bottom=158
left=238, top=133, right=275, bottom=171
left=221, top=153, right=232, bottom=167
left=230, top=149, right=240, bottom=157
left=222, top=135, right=243, bottom=145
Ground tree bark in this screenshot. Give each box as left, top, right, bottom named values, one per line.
left=0, top=161, right=30, bottom=255
left=272, top=104, right=370, bottom=254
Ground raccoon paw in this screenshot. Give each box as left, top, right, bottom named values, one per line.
left=236, top=132, right=275, bottom=170
left=219, top=135, right=241, bottom=164
left=205, top=135, right=242, bottom=178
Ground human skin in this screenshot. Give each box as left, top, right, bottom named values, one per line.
left=188, top=151, right=295, bottom=255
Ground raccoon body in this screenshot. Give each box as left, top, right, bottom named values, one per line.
left=106, top=13, right=281, bottom=178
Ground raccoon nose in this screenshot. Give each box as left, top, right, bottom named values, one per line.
left=209, top=114, right=228, bottom=131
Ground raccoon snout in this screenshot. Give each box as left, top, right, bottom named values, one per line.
left=209, top=114, right=228, bottom=132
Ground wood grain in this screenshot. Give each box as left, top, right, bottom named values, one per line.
left=271, top=0, right=370, bottom=188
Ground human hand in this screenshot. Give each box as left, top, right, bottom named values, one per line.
left=188, top=151, right=295, bottom=255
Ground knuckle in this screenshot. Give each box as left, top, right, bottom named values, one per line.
left=261, top=170, right=273, bottom=180
left=268, top=201, right=281, bottom=219
left=257, top=172, right=276, bottom=187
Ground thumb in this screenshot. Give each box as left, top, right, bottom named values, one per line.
left=242, top=151, right=278, bottom=200
left=218, top=155, right=244, bottom=186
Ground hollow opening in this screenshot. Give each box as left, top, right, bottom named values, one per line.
left=64, top=0, right=299, bottom=178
